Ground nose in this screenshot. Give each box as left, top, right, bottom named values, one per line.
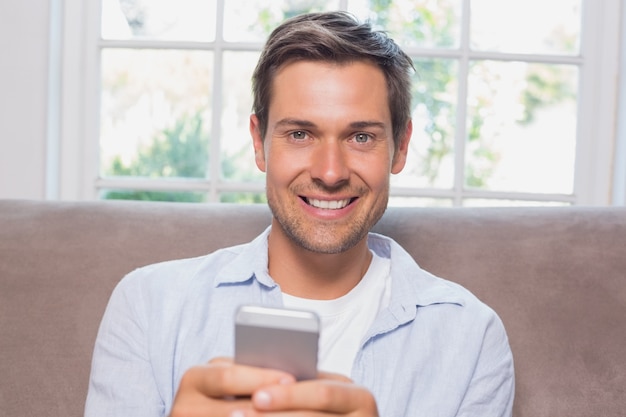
left=309, top=139, right=350, bottom=187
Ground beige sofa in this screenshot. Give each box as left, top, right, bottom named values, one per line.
left=1, top=199, right=625, bottom=416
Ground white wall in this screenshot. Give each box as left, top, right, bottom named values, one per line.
left=0, top=1, right=50, bottom=199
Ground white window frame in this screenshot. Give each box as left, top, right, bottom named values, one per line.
left=53, top=0, right=623, bottom=205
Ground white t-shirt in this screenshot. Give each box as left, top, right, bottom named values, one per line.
left=282, top=250, right=391, bottom=376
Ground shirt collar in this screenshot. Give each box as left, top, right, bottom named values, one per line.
left=366, top=232, right=466, bottom=335
left=369, top=233, right=465, bottom=302
left=214, top=226, right=277, bottom=288
left=215, top=228, right=465, bottom=310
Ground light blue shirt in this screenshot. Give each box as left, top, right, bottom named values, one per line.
left=85, top=228, right=514, bottom=416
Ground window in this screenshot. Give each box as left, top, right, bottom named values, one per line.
left=58, top=0, right=622, bottom=206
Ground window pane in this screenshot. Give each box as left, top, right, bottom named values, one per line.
left=101, top=189, right=207, bottom=202
left=471, top=0, right=582, bottom=54
left=101, top=0, right=217, bottom=41
left=349, top=0, right=462, bottom=48
left=465, top=61, right=578, bottom=194
left=220, top=51, right=263, bottom=182
left=100, top=49, right=212, bottom=179
left=223, top=0, right=340, bottom=42
left=392, top=58, right=458, bottom=189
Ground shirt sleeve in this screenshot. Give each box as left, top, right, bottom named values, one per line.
left=456, top=311, right=515, bottom=417
left=84, top=272, right=166, bottom=417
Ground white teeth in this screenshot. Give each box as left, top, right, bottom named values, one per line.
left=307, top=198, right=350, bottom=210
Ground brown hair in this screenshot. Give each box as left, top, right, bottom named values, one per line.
left=251, top=11, right=414, bottom=150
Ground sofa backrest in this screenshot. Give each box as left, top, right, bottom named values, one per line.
left=1, top=200, right=625, bottom=416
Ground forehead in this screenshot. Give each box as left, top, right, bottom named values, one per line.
left=268, top=60, right=391, bottom=123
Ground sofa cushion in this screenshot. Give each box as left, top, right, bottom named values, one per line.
left=1, top=200, right=625, bottom=416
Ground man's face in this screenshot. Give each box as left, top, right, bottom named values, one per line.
left=250, top=60, right=410, bottom=254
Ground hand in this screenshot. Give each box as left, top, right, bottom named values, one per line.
left=169, top=358, right=379, bottom=417
left=169, top=357, right=296, bottom=417
left=232, top=371, right=379, bottom=417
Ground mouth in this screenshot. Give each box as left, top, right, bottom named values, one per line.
left=303, top=197, right=355, bottom=210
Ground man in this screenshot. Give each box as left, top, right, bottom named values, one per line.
left=85, top=11, right=514, bottom=417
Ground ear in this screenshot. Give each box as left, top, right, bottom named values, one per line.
left=391, top=120, right=412, bottom=174
left=250, top=114, right=267, bottom=172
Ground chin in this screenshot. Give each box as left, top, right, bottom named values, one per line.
left=287, top=224, right=368, bottom=255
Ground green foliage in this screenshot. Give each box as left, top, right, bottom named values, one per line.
left=255, top=1, right=329, bottom=36
left=369, top=0, right=394, bottom=22
left=103, top=110, right=267, bottom=203
left=412, top=59, right=456, bottom=184
left=520, top=65, right=576, bottom=125
left=120, top=112, right=208, bottom=178
left=104, top=189, right=206, bottom=203
left=220, top=192, right=267, bottom=204
left=103, top=112, right=208, bottom=202
left=119, top=0, right=145, bottom=35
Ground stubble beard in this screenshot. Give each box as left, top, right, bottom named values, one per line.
left=266, top=183, right=389, bottom=255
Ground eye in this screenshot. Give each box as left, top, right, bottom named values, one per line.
left=290, top=131, right=308, bottom=140
left=354, top=133, right=371, bottom=143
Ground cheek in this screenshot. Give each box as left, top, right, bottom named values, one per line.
left=370, top=171, right=392, bottom=191
left=264, top=150, right=302, bottom=184
left=352, top=157, right=393, bottom=189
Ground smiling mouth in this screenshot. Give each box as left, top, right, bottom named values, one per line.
left=304, top=197, right=354, bottom=210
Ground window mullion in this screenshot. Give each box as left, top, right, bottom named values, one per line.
left=574, top=0, right=621, bottom=205
left=99, top=39, right=216, bottom=50
left=83, top=0, right=103, bottom=200
left=453, top=0, right=472, bottom=206
left=209, top=0, right=227, bottom=202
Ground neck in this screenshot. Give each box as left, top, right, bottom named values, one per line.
left=267, top=222, right=373, bottom=300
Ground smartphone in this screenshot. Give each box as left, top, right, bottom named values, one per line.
left=234, top=305, right=320, bottom=381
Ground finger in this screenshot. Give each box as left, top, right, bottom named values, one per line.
left=180, top=361, right=296, bottom=399
left=171, top=372, right=254, bottom=417
left=209, top=356, right=235, bottom=366
left=252, top=379, right=377, bottom=414
left=316, top=370, right=353, bottom=383
left=170, top=393, right=253, bottom=417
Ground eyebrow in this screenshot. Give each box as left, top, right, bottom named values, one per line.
left=274, top=118, right=386, bottom=130
left=349, top=120, right=387, bottom=130
left=274, top=118, right=317, bottom=129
